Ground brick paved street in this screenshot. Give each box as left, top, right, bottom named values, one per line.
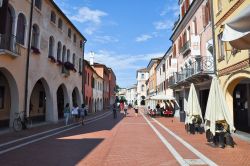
left=0, top=108, right=250, bottom=166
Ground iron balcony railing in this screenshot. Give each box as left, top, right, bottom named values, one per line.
left=180, top=41, right=191, bottom=55
left=168, top=56, right=214, bottom=86
left=0, top=34, right=21, bottom=55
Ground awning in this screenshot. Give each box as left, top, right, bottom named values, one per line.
left=150, top=94, right=175, bottom=101
left=222, top=5, right=250, bottom=50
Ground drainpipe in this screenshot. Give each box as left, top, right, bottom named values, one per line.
left=210, top=0, right=217, bottom=76
left=24, top=0, right=34, bottom=116
left=82, top=40, right=87, bottom=104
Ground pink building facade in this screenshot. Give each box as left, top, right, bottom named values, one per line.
left=169, top=0, right=214, bottom=118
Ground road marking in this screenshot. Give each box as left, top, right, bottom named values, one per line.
left=0, top=112, right=112, bottom=155
left=152, top=118, right=217, bottom=166
left=0, top=111, right=111, bottom=148
left=185, top=159, right=206, bottom=165
left=140, top=111, right=189, bottom=166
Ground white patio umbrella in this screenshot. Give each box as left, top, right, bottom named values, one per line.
left=185, top=83, right=203, bottom=124
left=204, top=77, right=235, bottom=135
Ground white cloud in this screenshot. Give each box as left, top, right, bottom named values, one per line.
left=135, top=34, right=152, bottom=42
left=160, top=5, right=179, bottom=17
left=93, top=35, right=119, bottom=44
left=70, top=7, right=107, bottom=24
left=154, top=20, right=174, bottom=30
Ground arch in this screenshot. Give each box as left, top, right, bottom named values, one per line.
left=50, top=11, right=56, bottom=23
left=56, top=84, right=69, bottom=119
left=48, top=36, right=54, bottom=57
left=224, top=71, right=250, bottom=121
left=16, top=13, right=26, bottom=45
left=31, top=24, right=40, bottom=48
left=57, top=41, right=62, bottom=61
left=72, top=87, right=81, bottom=107
left=0, top=68, right=19, bottom=128
left=29, top=78, right=52, bottom=122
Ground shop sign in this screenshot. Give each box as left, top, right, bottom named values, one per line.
left=191, top=35, right=200, bottom=56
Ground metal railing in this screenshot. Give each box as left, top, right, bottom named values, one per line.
left=0, top=34, right=21, bottom=55
left=168, top=56, right=214, bottom=86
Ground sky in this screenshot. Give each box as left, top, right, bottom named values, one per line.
left=54, top=0, right=179, bottom=88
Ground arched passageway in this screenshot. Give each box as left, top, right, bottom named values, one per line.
left=57, top=84, right=68, bottom=119
left=232, top=78, right=250, bottom=133
left=0, top=69, right=18, bottom=128
left=72, top=87, right=81, bottom=107
left=29, top=79, right=47, bottom=122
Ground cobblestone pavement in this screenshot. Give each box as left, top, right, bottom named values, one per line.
left=0, top=108, right=250, bottom=166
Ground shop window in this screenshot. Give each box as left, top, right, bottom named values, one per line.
left=0, top=87, right=4, bottom=109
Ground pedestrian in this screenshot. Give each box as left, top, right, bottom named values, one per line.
left=71, top=104, right=79, bottom=122
left=79, top=104, right=86, bottom=125
left=124, top=103, right=128, bottom=117
left=113, top=102, right=117, bottom=119
left=134, top=105, right=139, bottom=117
left=64, top=103, right=70, bottom=126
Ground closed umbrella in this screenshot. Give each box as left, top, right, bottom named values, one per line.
left=205, top=77, right=235, bottom=135
left=185, top=83, right=203, bottom=124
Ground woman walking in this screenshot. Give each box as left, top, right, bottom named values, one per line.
left=134, top=105, right=139, bottom=117
left=79, top=104, right=86, bottom=125
left=64, top=103, right=70, bottom=126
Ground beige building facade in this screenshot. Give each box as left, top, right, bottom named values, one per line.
left=0, top=0, right=86, bottom=128
left=213, top=0, right=250, bottom=133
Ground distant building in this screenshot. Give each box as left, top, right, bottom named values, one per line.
left=136, top=68, right=149, bottom=106
left=125, top=85, right=137, bottom=105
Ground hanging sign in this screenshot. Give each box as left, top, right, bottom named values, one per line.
left=191, top=35, right=201, bottom=56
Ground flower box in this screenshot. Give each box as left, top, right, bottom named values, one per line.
left=64, top=61, right=75, bottom=71
left=31, top=46, right=40, bottom=54
left=57, top=59, right=63, bottom=65
left=48, top=55, right=56, bottom=63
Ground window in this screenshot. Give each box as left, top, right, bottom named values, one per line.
left=162, top=64, right=165, bottom=72
left=68, top=28, right=71, bottom=38
left=79, top=58, right=82, bottom=72
left=193, top=18, right=197, bottom=35
left=80, top=40, right=83, bottom=48
left=35, top=0, right=42, bottom=10
left=57, top=42, right=62, bottom=61
left=67, top=49, right=70, bottom=62
left=16, top=13, right=26, bottom=45
left=218, top=33, right=225, bottom=61
left=58, top=18, right=62, bottom=29
left=62, top=46, right=66, bottom=62
left=217, top=0, right=222, bottom=12
left=39, top=91, right=45, bottom=107
left=31, top=24, right=39, bottom=48
left=141, top=85, right=144, bottom=91
left=202, top=1, right=211, bottom=27
left=73, top=34, right=76, bottom=43
left=0, top=87, right=4, bottom=109
left=141, top=73, right=144, bottom=79
left=48, top=36, right=54, bottom=57
left=72, top=53, right=76, bottom=65
left=50, top=11, right=56, bottom=23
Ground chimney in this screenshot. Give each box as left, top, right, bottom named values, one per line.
left=90, top=51, right=94, bottom=66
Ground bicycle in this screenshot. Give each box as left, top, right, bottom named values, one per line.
left=13, top=111, right=32, bottom=131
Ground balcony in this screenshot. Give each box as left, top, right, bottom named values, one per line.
left=168, top=56, right=214, bottom=88
left=0, top=34, right=21, bottom=57
left=180, top=41, right=191, bottom=56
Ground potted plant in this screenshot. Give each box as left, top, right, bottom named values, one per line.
left=31, top=46, right=40, bottom=54
left=48, top=55, right=56, bottom=63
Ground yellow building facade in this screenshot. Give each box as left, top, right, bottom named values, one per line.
left=213, top=0, right=250, bottom=133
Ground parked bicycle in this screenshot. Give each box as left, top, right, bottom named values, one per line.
left=13, top=111, right=32, bottom=131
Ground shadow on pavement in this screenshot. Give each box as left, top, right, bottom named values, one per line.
left=0, top=111, right=124, bottom=166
